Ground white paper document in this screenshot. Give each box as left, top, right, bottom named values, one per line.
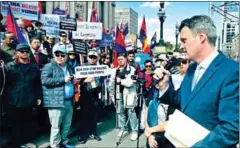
left=164, top=109, right=210, bottom=147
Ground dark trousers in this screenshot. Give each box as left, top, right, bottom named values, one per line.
left=79, top=96, right=100, bottom=137
left=7, top=106, right=37, bottom=147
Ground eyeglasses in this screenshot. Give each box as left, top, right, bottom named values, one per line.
left=61, top=35, right=67, bottom=38
left=145, top=65, right=152, bottom=68
left=181, top=60, right=189, bottom=64
left=106, top=57, right=110, bottom=59
left=19, top=50, right=29, bottom=53
left=89, top=55, right=97, bottom=59
left=56, top=54, right=66, bottom=58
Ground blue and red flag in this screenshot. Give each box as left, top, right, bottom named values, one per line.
left=139, top=16, right=150, bottom=54
left=115, top=25, right=126, bottom=53
left=6, top=5, right=27, bottom=44
left=90, top=2, right=99, bottom=22
left=38, top=2, right=42, bottom=20
left=111, top=26, right=115, bottom=41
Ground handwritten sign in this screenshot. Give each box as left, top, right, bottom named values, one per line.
left=1, top=2, right=38, bottom=20
left=60, top=16, right=77, bottom=31
left=75, top=65, right=109, bottom=78
left=72, top=22, right=102, bottom=40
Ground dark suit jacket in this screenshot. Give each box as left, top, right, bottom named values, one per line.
left=161, top=52, right=239, bottom=147
left=30, top=51, right=49, bottom=69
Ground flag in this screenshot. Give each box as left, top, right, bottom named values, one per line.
left=123, top=23, right=128, bottom=36
left=6, top=5, right=27, bottom=44
left=150, top=32, right=157, bottom=49
left=111, top=26, right=116, bottom=41
left=139, top=16, right=150, bottom=54
left=65, top=1, right=69, bottom=17
left=113, top=50, right=118, bottom=68
left=90, top=2, right=99, bottom=22
left=38, top=2, right=42, bottom=20
left=115, top=26, right=126, bottom=53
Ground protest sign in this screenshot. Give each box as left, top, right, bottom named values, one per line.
left=100, top=34, right=113, bottom=47
left=72, top=22, right=102, bottom=40
left=60, top=16, right=77, bottom=31
left=72, top=39, right=87, bottom=54
left=1, top=2, right=38, bottom=20
left=75, top=65, right=109, bottom=78
left=52, top=8, right=65, bottom=15
left=125, top=38, right=133, bottom=51
left=40, top=14, right=60, bottom=37
left=135, top=53, right=150, bottom=70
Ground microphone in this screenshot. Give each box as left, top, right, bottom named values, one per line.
left=151, top=57, right=179, bottom=86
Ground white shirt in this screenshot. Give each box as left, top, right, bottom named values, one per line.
left=193, top=50, right=219, bottom=86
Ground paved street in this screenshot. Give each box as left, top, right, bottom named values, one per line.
left=32, top=109, right=146, bottom=148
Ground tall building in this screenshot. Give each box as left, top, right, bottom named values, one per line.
left=220, top=2, right=239, bottom=55
left=115, top=8, right=138, bottom=35
left=45, top=2, right=115, bottom=30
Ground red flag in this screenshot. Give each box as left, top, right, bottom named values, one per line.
left=6, top=5, right=27, bottom=44
left=115, top=26, right=126, bottom=53
left=38, top=2, right=42, bottom=20
left=65, top=1, right=69, bottom=17
left=90, top=2, right=99, bottom=22
left=113, top=50, right=119, bottom=68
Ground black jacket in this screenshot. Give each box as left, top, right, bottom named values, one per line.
left=3, top=60, right=42, bottom=107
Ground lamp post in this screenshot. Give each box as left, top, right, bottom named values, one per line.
left=157, top=2, right=166, bottom=46
left=175, top=22, right=179, bottom=51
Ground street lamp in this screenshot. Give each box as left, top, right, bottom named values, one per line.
left=175, top=22, right=179, bottom=51
left=157, top=2, right=166, bottom=46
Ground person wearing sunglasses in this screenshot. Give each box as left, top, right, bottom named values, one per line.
left=78, top=49, right=102, bottom=144
left=3, top=43, right=42, bottom=147
left=53, top=31, right=74, bottom=59
left=41, top=45, right=75, bottom=148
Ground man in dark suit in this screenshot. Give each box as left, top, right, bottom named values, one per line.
left=151, top=15, right=239, bottom=147
left=29, top=37, right=49, bottom=69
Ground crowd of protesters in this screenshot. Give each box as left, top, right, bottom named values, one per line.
left=1, top=14, right=238, bottom=148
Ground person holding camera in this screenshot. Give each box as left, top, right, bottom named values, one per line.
left=153, top=15, right=239, bottom=147
left=109, top=52, right=138, bottom=141
left=41, top=45, right=75, bottom=148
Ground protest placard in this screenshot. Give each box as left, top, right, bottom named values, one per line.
left=100, top=34, right=113, bottom=47
left=75, top=65, right=110, bottom=78
left=59, top=16, right=77, bottom=31
left=52, top=8, right=65, bottom=15
left=1, top=2, right=38, bottom=20
left=72, top=22, right=102, bottom=40
left=72, top=39, right=87, bottom=54
left=40, top=14, right=60, bottom=37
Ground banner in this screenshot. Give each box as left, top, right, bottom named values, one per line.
left=52, top=8, right=65, bottom=15
left=72, top=39, right=87, bottom=54
left=1, top=2, right=38, bottom=20
left=100, top=34, right=113, bottom=47
left=135, top=53, right=150, bottom=70
left=75, top=65, right=109, bottom=78
left=59, top=16, right=77, bottom=31
left=125, top=38, right=133, bottom=51
left=40, top=14, right=60, bottom=37
left=72, top=22, right=102, bottom=40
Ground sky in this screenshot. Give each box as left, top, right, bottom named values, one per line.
left=116, top=2, right=223, bottom=44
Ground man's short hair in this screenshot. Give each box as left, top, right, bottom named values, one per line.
left=59, top=31, right=67, bottom=37
left=30, top=36, right=40, bottom=43
left=128, top=50, right=135, bottom=56
left=3, top=31, right=14, bottom=39
left=179, top=15, right=217, bottom=46
left=155, top=58, right=164, bottom=63
left=144, top=59, right=153, bottom=66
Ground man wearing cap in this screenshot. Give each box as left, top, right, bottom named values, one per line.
left=78, top=49, right=102, bottom=144
left=3, top=43, right=42, bottom=147
left=0, top=32, right=17, bottom=64
left=109, top=52, right=139, bottom=141
left=41, top=45, right=75, bottom=148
